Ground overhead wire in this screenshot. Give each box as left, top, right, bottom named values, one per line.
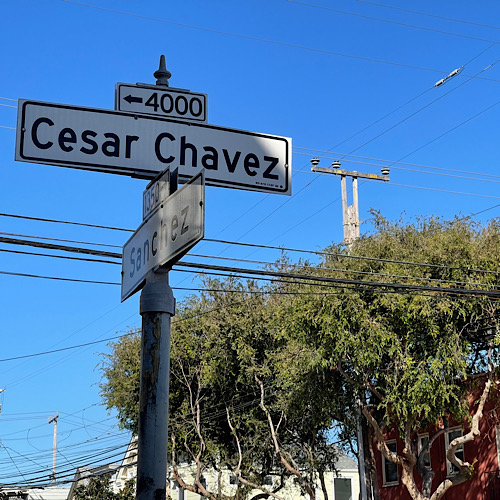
left=4, top=231, right=500, bottom=276
left=287, top=0, right=500, bottom=45
left=60, top=0, right=487, bottom=78
left=354, top=0, right=500, bottom=31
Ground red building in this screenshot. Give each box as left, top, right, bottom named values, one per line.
left=372, top=382, right=500, bottom=500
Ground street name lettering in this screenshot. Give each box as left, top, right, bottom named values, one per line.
left=121, top=171, right=205, bottom=301
left=17, top=101, right=291, bottom=195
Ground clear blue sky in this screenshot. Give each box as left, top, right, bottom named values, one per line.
left=1, top=0, right=500, bottom=487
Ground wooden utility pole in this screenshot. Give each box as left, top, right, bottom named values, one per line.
left=312, top=159, right=389, bottom=499
left=311, top=159, right=390, bottom=245
left=48, top=412, right=58, bottom=485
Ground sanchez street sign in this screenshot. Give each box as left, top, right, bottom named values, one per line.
left=16, top=100, right=291, bottom=195
left=121, top=171, right=205, bottom=302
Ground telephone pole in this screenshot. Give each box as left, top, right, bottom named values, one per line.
left=48, top=412, right=58, bottom=485
left=311, top=159, right=390, bottom=245
left=311, top=159, right=389, bottom=500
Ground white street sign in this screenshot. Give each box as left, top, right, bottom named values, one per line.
left=115, top=83, right=207, bottom=123
left=16, top=100, right=291, bottom=195
left=143, top=168, right=173, bottom=220
left=121, top=172, right=205, bottom=302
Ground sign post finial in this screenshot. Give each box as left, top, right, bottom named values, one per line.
left=154, top=55, right=171, bottom=86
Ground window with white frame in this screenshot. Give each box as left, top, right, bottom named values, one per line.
left=417, top=434, right=431, bottom=470
left=382, top=440, right=399, bottom=486
left=228, top=474, right=238, bottom=487
left=445, top=428, right=464, bottom=476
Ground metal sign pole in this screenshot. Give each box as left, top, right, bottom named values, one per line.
left=135, top=57, right=176, bottom=500
left=136, top=266, right=175, bottom=499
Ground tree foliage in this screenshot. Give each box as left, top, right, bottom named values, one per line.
left=73, top=474, right=135, bottom=500
left=272, top=214, right=500, bottom=499
left=100, top=214, right=500, bottom=500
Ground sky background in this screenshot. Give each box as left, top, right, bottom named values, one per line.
left=1, top=0, right=500, bottom=489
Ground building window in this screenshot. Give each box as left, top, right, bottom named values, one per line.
left=418, top=434, right=431, bottom=470
left=334, top=477, right=352, bottom=500
left=382, top=440, right=399, bottom=486
left=229, top=474, right=238, bottom=487
left=445, top=428, right=464, bottom=476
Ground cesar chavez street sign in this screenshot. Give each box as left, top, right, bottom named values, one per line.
left=15, top=100, right=291, bottom=195
left=121, top=171, right=205, bottom=302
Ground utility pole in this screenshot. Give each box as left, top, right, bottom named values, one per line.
left=311, top=159, right=389, bottom=500
left=48, top=412, right=58, bottom=485
left=311, top=159, right=390, bottom=246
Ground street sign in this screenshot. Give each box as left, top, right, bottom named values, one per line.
left=115, top=83, right=207, bottom=123
left=16, top=100, right=291, bottom=195
left=121, top=171, right=205, bottom=302
left=143, top=168, right=174, bottom=221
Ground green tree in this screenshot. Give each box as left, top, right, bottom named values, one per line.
left=73, top=473, right=135, bottom=500
left=273, top=214, right=500, bottom=500
left=101, top=277, right=339, bottom=500
left=101, top=214, right=500, bottom=500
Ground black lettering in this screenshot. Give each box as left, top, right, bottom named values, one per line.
left=175, top=96, right=188, bottom=115
left=263, top=156, right=279, bottom=180
left=129, top=248, right=135, bottom=278
left=171, top=215, right=179, bottom=241
left=152, top=231, right=158, bottom=256
left=80, top=130, right=98, bottom=154
left=58, top=128, right=77, bottom=152
left=190, top=98, right=202, bottom=117
left=160, top=94, right=173, bottom=113
left=125, top=135, right=139, bottom=158
left=155, top=133, right=175, bottom=163
left=180, top=136, right=197, bottom=167
left=102, top=133, right=120, bottom=157
left=181, top=206, right=189, bottom=235
left=145, top=92, right=159, bottom=112
left=244, top=153, right=260, bottom=176
left=201, top=146, right=218, bottom=170
left=31, top=117, right=54, bottom=150
left=223, top=150, right=241, bottom=173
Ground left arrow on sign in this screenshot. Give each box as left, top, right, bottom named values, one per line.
left=124, top=95, right=143, bottom=104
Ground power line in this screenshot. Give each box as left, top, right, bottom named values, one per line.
left=3, top=245, right=497, bottom=291
left=288, top=0, right=500, bottom=45
left=61, top=0, right=486, bottom=78
left=386, top=182, right=500, bottom=201
left=0, top=247, right=120, bottom=266
left=294, top=153, right=500, bottom=186
left=0, top=231, right=122, bottom=249
left=0, top=334, right=136, bottom=363
left=292, top=147, right=500, bottom=180
left=354, top=0, right=500, bottom=31
left=4, top=232, right=500, bottom=276
left=0, top=212, right=132, bottom=232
